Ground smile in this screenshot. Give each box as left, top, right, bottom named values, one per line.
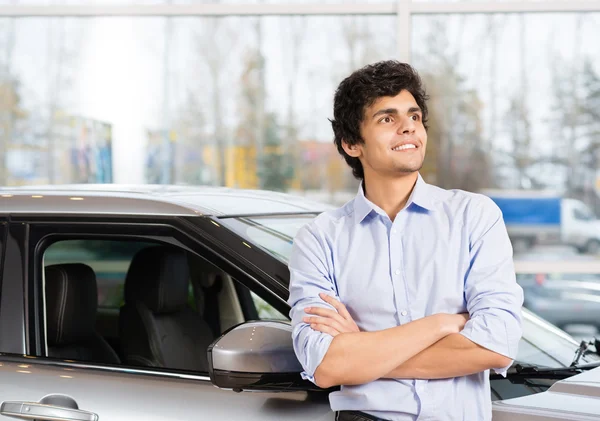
left=392, top=144, right=417, bottom=151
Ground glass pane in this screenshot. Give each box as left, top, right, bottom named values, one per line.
left=223, top=215, right=316, bottom=262
left=413, top=0, right=572, bottom=2
left=250, top=291, right=288, bottom=320
left=412, top=12, right=600, bottom=249
left=0, top=0, right=396, bottom=4
left=44, top=239, right=155, bottom=307
left=413, top=12, right=600, bottom=344
left=0, top=15, right=394, bottom=196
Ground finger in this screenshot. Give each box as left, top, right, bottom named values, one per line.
left=305, top=306, right=342, bottom=320
left=319, top=293, right=353, bottom=320
left=310, top=323, right=340, bottom=337
left=303, top=316, right=345, bottom=333
left=304, top=307, right=346, bottom=326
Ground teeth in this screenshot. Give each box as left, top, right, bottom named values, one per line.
left=392, top=144, right=416, bottom=151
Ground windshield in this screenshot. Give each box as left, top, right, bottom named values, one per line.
left=224, top=214, right=315, bottom=263
left=519, top=308, right=600, bottom=367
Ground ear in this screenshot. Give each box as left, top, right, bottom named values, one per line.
left=341, top=140, right=361, bottom=158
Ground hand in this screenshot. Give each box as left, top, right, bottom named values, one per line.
left=303, top=293, right=360, bottom=337
left=442, top=313, right=470, bottom=334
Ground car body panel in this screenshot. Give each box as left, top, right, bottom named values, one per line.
left=493, top=367, right=600, bottom=420
left=0, top=185, right=332, bottom=217
left=0, top=356, right=333, bottom=421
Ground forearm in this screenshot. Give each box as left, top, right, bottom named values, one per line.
left=314, top=314, right=452, bottom=388
left=384, top=333, right=513, bottom=380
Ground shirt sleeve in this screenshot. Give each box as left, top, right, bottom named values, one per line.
left=459, top=196, right=524, bottom=377
left=288, top=223, right=337, bottom=385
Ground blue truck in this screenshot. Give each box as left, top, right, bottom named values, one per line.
left=482, top=190, right=600, bottom=254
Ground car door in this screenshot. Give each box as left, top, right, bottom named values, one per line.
left=0, top=215, right=333, bottom=421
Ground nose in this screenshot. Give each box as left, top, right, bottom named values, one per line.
left=397, top=116, right=416, bottom=135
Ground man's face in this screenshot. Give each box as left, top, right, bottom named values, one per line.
left=343, top=90, right=427, bottom=179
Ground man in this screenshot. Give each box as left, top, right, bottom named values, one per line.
left=287, top=61, right=524, bottom=421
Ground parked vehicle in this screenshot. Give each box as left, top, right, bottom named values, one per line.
left=482, top=190, right=600, bottom=253
left=514, top=253, right=600, bottom=335
left=1, top=185, right=600, bottom=420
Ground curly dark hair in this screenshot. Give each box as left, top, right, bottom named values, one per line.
left=330, top=61, right=429, bottom=180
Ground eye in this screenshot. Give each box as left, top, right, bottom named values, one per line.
left=411, top=115, right=421, bottom=121
left=379, top=116, right=393, bottom=124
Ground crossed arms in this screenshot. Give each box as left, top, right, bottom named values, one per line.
left=304, top=294, right=512, bottom=389
left=288, top=200, right=524, bottom=390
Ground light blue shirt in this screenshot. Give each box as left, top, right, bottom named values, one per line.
left=288, top=174, right=524, bottom=421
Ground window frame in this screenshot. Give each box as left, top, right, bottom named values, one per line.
left=0, top=220, right=6, bottom=307
left=22, top=214, right=288, bottom=378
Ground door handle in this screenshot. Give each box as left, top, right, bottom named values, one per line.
left=1, top=395, right=98, bottom=421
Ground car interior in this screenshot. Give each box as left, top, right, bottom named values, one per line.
left=41, top=238, right=286, bottom=372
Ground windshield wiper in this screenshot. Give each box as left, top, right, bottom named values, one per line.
left=494, top=360, right=600, bottom=382
left=492, top=340, right=600, bottom=383
left=571, top=338, right=600, bottom=367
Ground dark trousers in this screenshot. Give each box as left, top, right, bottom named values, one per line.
left=336, top=411, right=389, bottom=421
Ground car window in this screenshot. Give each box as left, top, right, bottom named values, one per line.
left=573, top=207, right=594, bottom=221
left=250, top=291, right=288, bottom=320
left=44, top=239, right=164, bottom=308
left=39, top=237, right=285, bottom=374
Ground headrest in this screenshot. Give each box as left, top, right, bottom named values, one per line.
left=125, top=246, right=190, bottom=313
left=188, top=254, right=226, bottom=289
left=45, top=264, right=98, bottom=346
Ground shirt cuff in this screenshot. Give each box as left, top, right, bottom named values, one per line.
left=459, top=318, right=514, bottom=377
left=299, top=331, right=334, bottom=384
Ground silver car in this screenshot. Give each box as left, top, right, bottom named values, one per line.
left=1, top=185, right=600, bottom=421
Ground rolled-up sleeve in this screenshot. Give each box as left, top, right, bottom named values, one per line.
left=288, top=223, right=337, bottom=384
left=459, top=196, right=524, bottom=377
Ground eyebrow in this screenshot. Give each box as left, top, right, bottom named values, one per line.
left=372, top=106, right=422, bottom=119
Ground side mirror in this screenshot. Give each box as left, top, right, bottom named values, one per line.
left=207, top=320, right=320, bottom=392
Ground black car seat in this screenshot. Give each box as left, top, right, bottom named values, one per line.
left=45, top=263, right=120, bottom=364
left=119, top=246, right=214, bottom=371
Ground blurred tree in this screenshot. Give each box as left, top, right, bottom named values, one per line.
left=577, top=58, right=600, bottom=209
left=581, top=60, right=600, bottom=133
left=45, top=20, right=85, bottom=184
left=259, top=113, right=294, bottom=192
left=195, top=16, right=241, bottom=186
left=418, top=18, right=492, bottom=192
left=236, top=48, right=292, bottom=191
left=0, top=17, right=27, bottom=186
left=280, top=17, right=305, bottom=186
left=171, top=92, right=207, bottom=184
left=544, top=16, right=587, bottom=194
left=503, top=15, right=535, bottom=189
left=0, top=78, right=27, bottom=185
left=544, top=19, right=592, bottom=196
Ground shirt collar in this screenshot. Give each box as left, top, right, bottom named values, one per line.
left=353, top=173, right=438, bottom=224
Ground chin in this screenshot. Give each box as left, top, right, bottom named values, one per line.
left=396, top=164, right=423, bottom=174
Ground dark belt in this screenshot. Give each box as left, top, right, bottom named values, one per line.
left=336, top=410, right=389, bottom=421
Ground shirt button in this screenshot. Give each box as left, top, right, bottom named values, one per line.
left=395, top=269, right=401, bottom=275
left=401, top=310, right=408, bottom=316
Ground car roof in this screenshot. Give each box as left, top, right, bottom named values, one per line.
left=0, top=184, right=335, bottom=217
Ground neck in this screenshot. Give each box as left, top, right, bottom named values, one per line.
left=363, top=172, right=419, bottom=221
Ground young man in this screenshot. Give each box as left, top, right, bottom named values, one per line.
left=287, top=61, right=524, bottom=421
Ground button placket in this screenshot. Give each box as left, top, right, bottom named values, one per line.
left=391, top=215, right=411, bottom=323
left=390, top=237, right=409, bottom=322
